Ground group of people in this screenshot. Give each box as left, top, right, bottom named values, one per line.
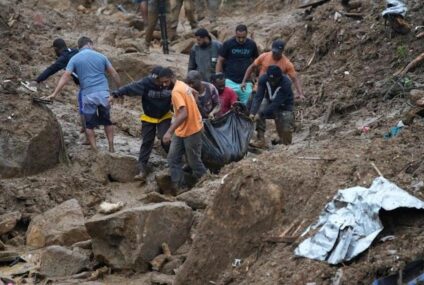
left=36, top=22, right=305, bottom=191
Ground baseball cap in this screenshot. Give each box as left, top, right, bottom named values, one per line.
left=194, top=28, right=210, bottom=39
left=271, top=39, right=285, bottom=54
left=150, top=66, right=164, bottom=79
left=267, top=65, right=283, bottom=80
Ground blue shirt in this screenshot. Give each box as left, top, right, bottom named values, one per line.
left=66, top=48, right=112, bottom=96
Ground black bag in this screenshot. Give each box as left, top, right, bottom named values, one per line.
left=202, top=103, right=254, bottom=171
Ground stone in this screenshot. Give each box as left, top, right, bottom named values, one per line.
left=0, top=211, right=21, bottom=235
left=116, top=39, right=145, bottom=53
left=86, top=202, right=193, bottom=272
left=161, top=257, right=183, bottom=275
left=171, top=38, right=195, bottom=55
left=93, top=152, right=138, bottom=183
left=151, top=273, right=175, bottom=285
left=0, top=95, right=65, bottom=178
left=40, top=245, right=90, bottom=277
left=174, top=168, right=284, bottom=285
left=0, top=239, right=5, bottom=250
left=140, top=192, right=176, bottom=204
left=26, top=199, right=90, bottom=248
left=410, top=89, right=424, bottom=105
left=177, top=185, right=218, bottom=210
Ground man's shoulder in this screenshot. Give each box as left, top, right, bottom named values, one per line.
left=258, top=74, right=268, bottom=84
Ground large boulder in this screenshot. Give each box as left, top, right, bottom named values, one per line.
left=0, top=95, right=65, bottom=178
left=26, top=199, right=90, bottom=248
left=40, top=245, right=90, bottom=277
left=93, top=152, right=138, bottom=183
left=174, top=168, right=284, bottom=285
left=86, top=202, right=193, bottom=272
left=110, top=52, right=188, bottom=85
left=0, top=211, right=21, bottom=235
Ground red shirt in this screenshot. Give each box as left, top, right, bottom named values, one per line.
left=218, top=87, right=237, bottom=116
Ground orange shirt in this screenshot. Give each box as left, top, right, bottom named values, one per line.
left=254, top=51, right=297, bottom=80
left=172, top=80, right=203, bottom=138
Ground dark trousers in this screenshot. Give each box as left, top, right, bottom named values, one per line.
left=256, top=111, right=294, bottom=144
left=167, top=130, right=207, bottom=187
left=139, top=119, right=171, bottom=171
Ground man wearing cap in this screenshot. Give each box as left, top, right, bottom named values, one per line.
left=188, top=28, right=222, bottom=82
left=112, top=66, right=172, bottom=182
left=241, top=39, right=305, bottom=100
left=249, top=65, right=295, bottom=148
left=211, top=72, right=237, bottom=117
left=34, top=39, right=88, bottom=138
left=186, top=70, right=221, bottom=119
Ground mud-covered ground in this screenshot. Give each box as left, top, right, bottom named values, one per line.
left=0, top=0, right=423, bottom=284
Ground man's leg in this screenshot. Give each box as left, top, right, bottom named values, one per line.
left=137, top=121, right=157, bottom=179
left=275, top=111, right=294, bottom=145
left=98, top=105, right=114, bottom=152
left=84, top=113, right=98, bottom=151
left=145, top=0, right=159, bottom=48
left=169, top=0, right=183, bottom=39
left=184, top=131, right=207, bottom=180
left=183, top=0, right=198, bottom=29
left=157, top=119, right=171, bottom=153
left=167, top=134, right=186, bottom=187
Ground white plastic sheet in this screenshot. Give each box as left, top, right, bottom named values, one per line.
left=382, top=0, right=407, bottom=17
left=295, top=177, right=424, bottom=264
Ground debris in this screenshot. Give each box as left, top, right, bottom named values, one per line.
left=380, top=235, right=395, bottom=242
left=394, top=52, right=424, bottom=77
left=265, top=219, right=307, bottom=243
left=295, top=177, right=424, bottom=264
left=220, top=174, right=229, bottom=185
left=384, top=121, right=405, bottom=139
left=98, top=201, right=125, bottom=214
left=371, top=162, right=384, bottom=177
left=0, top=211, right=21, bottom=236
left=232, top=259, right=242, bottom=267
left=298, top=0, right=330, bottom=9
left=372, top=259, right=424, bottom=284
left=296, top=156, right=337, bottom=161
left=382, top=0, right=407, bottom=18
left=332, top=268, right=343, bottom=285
left=334, top=12, right=342, bottom=21
left=411, top=180, right=424, bottom=192
left=20, top=81, right=37, bottom=92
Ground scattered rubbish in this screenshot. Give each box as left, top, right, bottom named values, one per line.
left=32, top=97, right=52, bottom=105
left=232, top=259, right=242, bottom=267
left=98, top=201, right=125, bottom=214
left=373, top=259, right=424, bottom=285
left=387, top=249, right=398, bottom=255
left=411, top=180, right=424, bottom=192
left=334, top=12, right=342, bottom=21
left=394, top=52, right=424, bottom=77
left=384, top=121, right=405, bottom=139
left=20, top=81, right=37, bottom=92
left=332, top=268, right=343, bottom=285
left=294, top=177, right=424, bottom=264
left=116, top=4, right=128, bottom=14
left=344, top=71, right=350, bottom=75
left=380, top=235, right=395, bottom=242
left=296, top=156, right=337, bottom=161
left=220, top=174, right=229, bottom=185
left=382, top=0, right=407, bottom=18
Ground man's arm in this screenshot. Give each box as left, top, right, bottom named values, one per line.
left=291, top=75, right=305, bottom=99
left=215, top=56, right=225, bottom=73
left=188, top=48, right=197, bottom=71
left=44, top=71, right=72, bottom=100
left=250, top=78, right=266, bottom=116
left=35, top=56, right=68, bottom=83
left=113, top=80, right=145, bottom=97
left=240, top=62, right=258, bottom=91
left=162, top=107, right=188, bottom=144
left=261, top=78, right=293, bottom=118
left=107, top=65, right=121, bottom=88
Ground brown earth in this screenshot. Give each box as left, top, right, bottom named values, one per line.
left=0, top=0, right=423, bottom=284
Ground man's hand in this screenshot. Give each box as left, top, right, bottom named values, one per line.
left=41, top=94, right=56, bottom=101
left=162, top=131, right=172, bottom=144
left=208, top=113, right=215, bottom=120
left=249, top=113, right=260, bottom=121
left=240, top=82, right=247, bottom=92
left=295, top=92, right=305, bottom=100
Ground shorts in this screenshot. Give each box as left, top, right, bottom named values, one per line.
left=77, top=90, right=83, bottom=115
left=84, top=105, right=112, bottom=129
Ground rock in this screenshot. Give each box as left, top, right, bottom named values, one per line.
left=111, top=105, right=142, bottom=137
left=140, top=192, right=176, bottom=204
left=171, top=38, right=195, bottom=55
left=37, top=0, right=71, bottom=11
left=161, top=257, right=183, bottom=275
left=72, top=240, right=92, bottom=250
left=26, top=199, right=90, bottom=248
left=110, top=52, right=188, bottom=85
left=116, top=39, right=145, bottom=53
left=410, top=89, right=424, bottom=105
left=93, top=152, right=138, bottom=183
left=0, top=250, right=19, bottom=263
left=86, top=202, right=193, bottom=272
left=151, top=273, right=175, bottom=285
left=0, top=211, right=21, bottom=235
left=129, top=19, right=144, bottom=31
left=40, top=245, right=90, bottom=277
left=174, top=168, right=284, bottom=285
left=150, top=254, right=169, bottom=271
left=0, top=95, right=66, bottom=178
left=177, top=185, right=218, bottom=210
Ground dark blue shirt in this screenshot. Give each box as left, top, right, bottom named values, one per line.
left=36, top=48, right=79, bottom=84
left=251, top=74, right=294, bottom=118
left=219, top=37, right=259, bottom=84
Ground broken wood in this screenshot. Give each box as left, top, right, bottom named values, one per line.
left=322, top=100, right=335, bottom=124
left=264, top=219, right=306, bottom=243
left=371, top=162, right=384, bottom=177
left=394, top=52, right=424, bottom=77
left=416, top=32, right=424, bottom=39
left=339, top=11, right=364, bottom=19
left=298, top=0, right=330, bottom=9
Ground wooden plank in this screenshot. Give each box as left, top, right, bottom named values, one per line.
left=298, top=0, right=330, bottom=9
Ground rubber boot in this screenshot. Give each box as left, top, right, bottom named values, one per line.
left=250, top=132, right=266, bottom=148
